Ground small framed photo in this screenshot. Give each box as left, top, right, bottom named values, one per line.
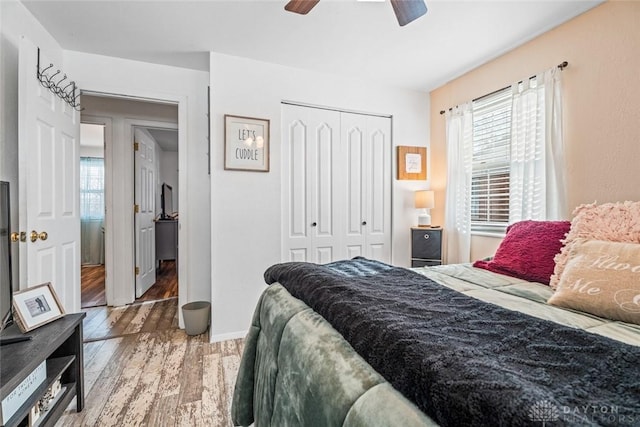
left=13, top=283, right=65, bottom=332
left=224, top=114, right=270, bottom=172
left=397, top=146, right=427, bottom=180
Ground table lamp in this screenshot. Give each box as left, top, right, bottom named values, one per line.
left=415, top=190, right=434, bottom=227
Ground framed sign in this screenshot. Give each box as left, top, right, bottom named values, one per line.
left=13, top=282, right=65, bottom=332
left=224, top=114, right=270, bottom=172
left=397, top=146, right=427, bottom=180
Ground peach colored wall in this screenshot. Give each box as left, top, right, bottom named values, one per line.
left=430, top=1, right=640, bottom=260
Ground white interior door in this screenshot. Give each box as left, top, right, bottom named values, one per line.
left=282, top=104, right=342, bottom=263
left=18, top=38, right=81, bottom=312
left=134, top=129, right=156, bottom=297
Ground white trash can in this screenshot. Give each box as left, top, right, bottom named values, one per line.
left=182, top=301, right=211, bottom=336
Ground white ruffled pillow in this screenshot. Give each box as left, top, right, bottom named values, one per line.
left=550, top=201, right=640, bottom=290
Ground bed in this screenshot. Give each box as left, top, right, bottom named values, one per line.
left=231, top=208, right=640, bottom=427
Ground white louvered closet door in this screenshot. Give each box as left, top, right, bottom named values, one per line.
left=282, top=104, right=392, bottom=265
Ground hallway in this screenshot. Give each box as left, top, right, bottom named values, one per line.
left=81, top=260, right=178, bottom=308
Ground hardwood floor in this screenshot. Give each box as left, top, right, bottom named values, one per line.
left=81, top=264, right=106, bottom=308
left=61, top=298, right=242, bottom=426
left=81, top=261, right=178, bottom=308
left=137, top=261, right=178, bottom=303
left=83, top=297, right=179, bottom=342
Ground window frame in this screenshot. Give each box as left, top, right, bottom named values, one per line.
left=469, top=86, right=513, bottom=234
left=79, top=156, right=106, bottom=221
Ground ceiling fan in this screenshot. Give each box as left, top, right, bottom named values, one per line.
left=284, top=0, right=428, bottom=27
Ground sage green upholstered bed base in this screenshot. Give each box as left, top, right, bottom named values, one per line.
left=231, top=283, right=437, bottom=427
left=231, top=264, right=640, bottom=426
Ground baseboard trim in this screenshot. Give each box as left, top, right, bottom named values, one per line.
left=210, top=330, right=247, bottom=343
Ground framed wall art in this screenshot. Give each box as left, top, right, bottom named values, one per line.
left=224, top=114, right=270, bottom=172
left=12, top=282, right=65, bottom=332
left=397, top=146, right=427, bottom=180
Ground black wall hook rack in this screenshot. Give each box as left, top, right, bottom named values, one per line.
left=36, top=47, right=83, bottom=111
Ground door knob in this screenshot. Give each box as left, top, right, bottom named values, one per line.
left=29, top=230, right=48, bottom=242
left=362, top=221, right=367, bottom=226
left=311, top=222, right=317, bottom=227
left=11, top=232, right=27, bottom=242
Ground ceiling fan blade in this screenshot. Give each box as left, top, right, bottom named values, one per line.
left=284, top=0, right=320, bottom=15
left=390, top=0, right=427, bottom=26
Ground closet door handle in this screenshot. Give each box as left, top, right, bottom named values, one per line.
left=311, top=222, right=317, bottom=227
left=361, top=221, right=367, bottom=226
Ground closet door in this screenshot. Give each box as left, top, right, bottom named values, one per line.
left=342, top=113, right=367, bottom=259
left=342, top=113, right=392, bottom=263
left=282, top=105, right=343, bottom=263
left=363, top=115, right=392, bottom=262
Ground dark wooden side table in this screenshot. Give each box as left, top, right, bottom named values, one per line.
left=0, top=313, right=85, bottom=427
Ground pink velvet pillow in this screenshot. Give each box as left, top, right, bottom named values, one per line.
left=549, top=201, right=640, bottom=289
left=473, top=220, right=571, bottom=285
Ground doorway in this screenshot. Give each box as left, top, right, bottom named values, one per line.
left=79, top=123, right=107, bottom=308
left=80, top=94, right=179, bottom=308
left=133, top=126, right=179, bottom=303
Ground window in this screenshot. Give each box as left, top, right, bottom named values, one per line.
left=470, top=78, right=538, bottom=233
left=470, top=87, right=512, bottom=233
left=444, top=66, right=564, bottom=263
left=80, top=157, right=105, bottom=220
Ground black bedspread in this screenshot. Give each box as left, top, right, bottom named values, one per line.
left=264, top=258, right=640, bottom=426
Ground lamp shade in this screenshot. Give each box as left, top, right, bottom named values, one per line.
left=415, top=190, right=435, bottom=209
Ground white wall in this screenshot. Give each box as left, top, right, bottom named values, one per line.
left=65, top=51, right=211, bottom=322
left=0, top=0, right=65, bottom=292
left=430, top=1, right=640, bottom=261
left=80, top=122, right=105, bottom=157
left=209, top=52, right=430, bottom=340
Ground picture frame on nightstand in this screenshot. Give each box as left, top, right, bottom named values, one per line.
left=12, top=282, right=65, bottom=332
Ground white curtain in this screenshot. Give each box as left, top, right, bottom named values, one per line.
left=444, top=103, right=473, bottom=264
left=509, top=67, right=566, bottom=222
left=543, top=68, right=567, bottom=220
left=80, top=157, right=105, bottom=265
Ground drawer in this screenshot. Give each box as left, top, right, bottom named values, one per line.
left=412, top=228, right=442, bottom=260
left=411, top=259, right=442, bottom=268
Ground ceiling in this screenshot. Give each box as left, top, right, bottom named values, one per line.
left=22, top=0, right=602, bottom=92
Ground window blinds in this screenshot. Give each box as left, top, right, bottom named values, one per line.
left=470, top=87, right=512, bottom=231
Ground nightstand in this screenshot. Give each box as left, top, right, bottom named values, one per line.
left=411, top=227, right=442, bottom=267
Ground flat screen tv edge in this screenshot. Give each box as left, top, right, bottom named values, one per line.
left=161, top=183, right=173, bottom=219
left=0, top=181, right=33, bottom=345
left=0, top=181, right=13, bottom=332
